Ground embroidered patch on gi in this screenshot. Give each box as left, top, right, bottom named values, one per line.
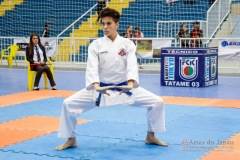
left=118, top=48, right=127, bottom=56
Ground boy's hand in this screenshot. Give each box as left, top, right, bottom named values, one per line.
left=114, top=85, right=133, bottom=95
left=114, top=80, right=134, bottom=95
left=93, top=83, right=114, bottom=96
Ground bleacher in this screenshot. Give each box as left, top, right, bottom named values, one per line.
left=0, top=0, right=213, bottom=62
left=230, top=0, right=240, bottom=37
left=0, top=0, right=96, bottom=37
left=232, top=0, right=240, bottom=3
left=0, top=0, right=211, bottom=38
left=119, top=0, right=210, bottom=38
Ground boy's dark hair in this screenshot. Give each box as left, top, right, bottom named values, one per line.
left=45, top=23, right=49, bottom=27
left=99, top=7, right=120, bottom=23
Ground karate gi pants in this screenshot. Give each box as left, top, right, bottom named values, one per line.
left=58, top=87, right=165, bottom=138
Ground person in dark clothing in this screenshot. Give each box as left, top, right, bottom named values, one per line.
left=190, top=21, right=203, bottom=48
left=123, top=25, right=133, bottom=38
left=177, top=23, right=190, bottom=48
left=210, top=0, right=216, bottom=5
left=42, top=23, right=54, bottom=61
left=42, top=23, right=50, bottom=38
left=96, top=0, right=106, bottom=23
left=26, top=33, right=57, bottom=91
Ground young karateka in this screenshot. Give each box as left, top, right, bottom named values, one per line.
left=55, top=7, right=168, bottom=151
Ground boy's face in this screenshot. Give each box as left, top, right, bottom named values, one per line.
left=101, top=16, right=119, bottom=37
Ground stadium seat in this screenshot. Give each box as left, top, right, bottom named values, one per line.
left=0, top=45, right=19, bottom=67
left=25, top=57, right=54, bottom=91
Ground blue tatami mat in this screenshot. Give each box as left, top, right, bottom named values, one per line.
left=188, top=106, right=240, bottom=118
left=136, top=125, right=233, bottom=145
left=3, top=104, right=238, bottom=160
left=0, top=150, right=73, bottom=160
left=84, top=126, right=234, bottom=160
left=1, top=67, right=240, bottom=160
left=0, top=98, right=63, bottom=123
left=87, top=140, right=171, bottom=160
left=87, top=140, right=202, bottom=160
left=79, top=104, right=202, bottom=125
left=164, top=104, right=240, bottom=133
left=76, top=121, right=146, bottom=140
left=3, top=122, right=234, bottom=160
left=171, top=114, right=240, bottom=133
left=79, top=105, right=147, bottom=124
left=3, top=133, right=121, bottom=160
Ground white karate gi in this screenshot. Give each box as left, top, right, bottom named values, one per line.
left=58, top=35, right=165, bottom=138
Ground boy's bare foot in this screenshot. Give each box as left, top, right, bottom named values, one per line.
left=145, top=132, right=168, bottom=147
left=55, top=137, right=77, bottom=151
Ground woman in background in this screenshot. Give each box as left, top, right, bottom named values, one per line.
left=26, top=33, right=57, bottom=90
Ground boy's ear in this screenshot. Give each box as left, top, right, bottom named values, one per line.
left=116, top=22, right=119, bottom=28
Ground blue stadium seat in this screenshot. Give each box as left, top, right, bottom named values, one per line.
left=0, top=0, right=210, bottom=38
left=0, top=0, right=96, bottom=37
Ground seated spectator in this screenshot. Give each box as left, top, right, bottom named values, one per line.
left=190, top=21, right=203, bottom=48
left=133, top=27, right=144, bottom=38
left=177, top=23, right=190, bottom=48
left=123, top=25, right=133, bottom=38
left=133, top=27, right=144, bottom=69
left=26, top=33, right=57, bottom=91
left=166, top=0, right=178, bottom=6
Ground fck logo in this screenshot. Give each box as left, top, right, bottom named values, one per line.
left=179, top=57, right=198, bottom=81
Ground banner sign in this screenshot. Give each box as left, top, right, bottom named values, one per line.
left=14, top=37, right=57, bottom=57
left=136, top=39, right=172, bottom=58
left=14, top=37, right=28, bottom=56
left=41, top=38, right=57, bottom=57
left=161, top=48, right=218, bottom=87
left=218, top=39, right=240, bottom=60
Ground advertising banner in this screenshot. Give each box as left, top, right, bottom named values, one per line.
left=14, top=37, right=57, bottom=57
left=218, top=39, right=240, bottom=60
left=14, top=37, right=28, bottom=56
left=136, top=39, right=172, bottom=58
